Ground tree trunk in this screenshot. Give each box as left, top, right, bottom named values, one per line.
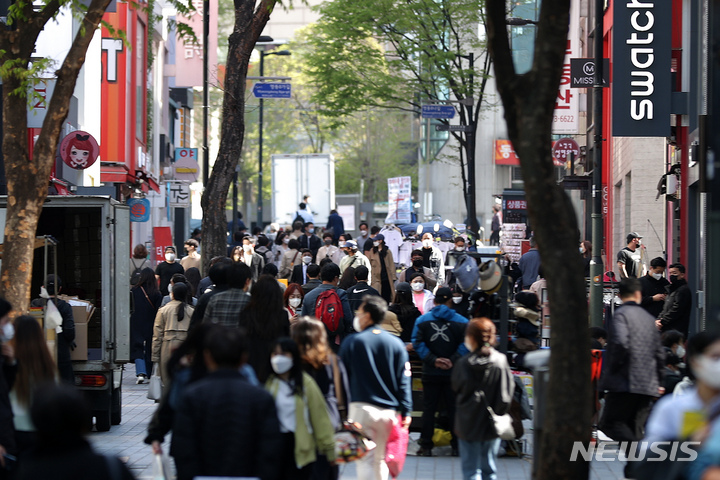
left=201, top=0, right=277, bottom=273
left=485, top=0, right=592, bottom=479
left=0, top=0, right=112, bottom=312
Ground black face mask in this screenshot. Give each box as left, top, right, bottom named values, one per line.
left=670, top=274, right=679, bottom=283
left=324, top=239, right=332, bottom=245
left=412, top=259, right=423, bottom=268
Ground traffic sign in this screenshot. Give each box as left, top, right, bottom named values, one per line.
left=570, top=58, right=610, bottom=88
left=435, top=124, right=472, bottom=132
left=253, top=83, right=291, bottom=98
left=552, top=137, right=580, bottom=166
left=422, top=104, right=455, bottom=119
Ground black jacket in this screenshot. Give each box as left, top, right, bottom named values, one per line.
left=171, top=369, right=282, bottom=480
left=659, top=279, right=692, bottom=337
left=639, top=273, right=671, bottom=319
left=389, top=304, right=421, bottom=343
left=301, top=278, right=322, bottom=295
left=299, top=234, right=322, bottom=258
left=346, top=282, right=380, bottom=313
left=600, top=302, right=665, bottom=397
left=0, top=358, right=16, bottom=453
left=451, top=348, right=514, bottom=441
left=30, top=298, right=75, bottom=368
left=291, top=264, right=311, bottom=286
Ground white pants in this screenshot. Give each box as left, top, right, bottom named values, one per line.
left=350, top=402, right=398, bottom=480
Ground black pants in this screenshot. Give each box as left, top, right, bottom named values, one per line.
left=420, top=378, right=457, bottom=449
left=599, top=392, right=655, bottom=477
left=279, top=432, right=313, bottom=480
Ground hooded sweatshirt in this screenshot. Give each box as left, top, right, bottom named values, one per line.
left=411, top=304, right=469, bottom=378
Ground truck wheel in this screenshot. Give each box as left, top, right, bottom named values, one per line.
left=111, top=387, right=121, bottom=425
left=95, top=409, right=111, bottom=432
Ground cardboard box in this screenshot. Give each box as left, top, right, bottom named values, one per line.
left=71, top=322, right=88, bottom=361
left=57, top=296, right=95, bottom=324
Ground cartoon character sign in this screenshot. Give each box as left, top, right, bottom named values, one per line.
left=59, top=131, right=100, bottom=170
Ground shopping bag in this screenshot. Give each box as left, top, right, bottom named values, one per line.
left=151, top=453, right=167, bottom=480
left=147, top=365, right=162, bottom=401
left=334, top=420, right=376, bottom=463
left=432, top=428, right=452, bottom=447
left=44, top=297, right=63, bottom=330
left=385, top=416, right=409, bottom=479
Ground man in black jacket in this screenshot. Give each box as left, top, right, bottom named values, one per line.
left=639, top=257, right=670, bottom=319
left=656, top=263, right=692, bottom=338
left=172, top=326, right=281, bottom=480
left=346, top=266, right=380, bottom=313
left=299, top=222, right=322, bottom=259
left=599, top=278, right=665, bottom=478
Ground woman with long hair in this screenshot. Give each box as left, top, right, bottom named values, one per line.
left=274, top=231, right=291, bottom=267
left=240, top=274, right=290, bottom=383
left=452, top=318, right=514, bottom=480
left=266, top=337, right=336, bottom=480
left=152, top=282, right=194, bottom=390
left=409, top=272, right=435, bottom=315
left=389, top=282, right=422, bottom=345
left=131, top=268, right=163, bottom=384
left=10, top=316, right=57, bottom=456
left=184, top=267, right=202, bottom=299
left=284, top=283, right=304, bottom=318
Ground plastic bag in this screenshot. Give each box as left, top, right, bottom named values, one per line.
left=432, top=428, right=452, bottom=447
left=385, top=416, right=409, bottom=479
left=147, top=364, right=163, bottom=401
left=41, top=289, right=63, bottom=330
left=151, top=453, right=168, bottom=480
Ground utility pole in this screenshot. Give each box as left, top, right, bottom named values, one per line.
left=589, top=0, right=605, bottom=327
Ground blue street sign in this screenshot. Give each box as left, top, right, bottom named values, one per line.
left=421, top=104, right=455, bottom=119
left=253, top=83, right=291, bottom=98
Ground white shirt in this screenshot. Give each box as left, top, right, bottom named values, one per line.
left=274, top=380, right=297, bottom=433
left=297, top=209, right=314, bottom=223
left=243, top=252, right=253, bottom=267
left=643, top=388, right=720, bottom=443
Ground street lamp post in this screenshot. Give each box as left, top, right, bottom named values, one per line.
left=202, top=0, right=209, bottom=186
left=255, top=39, right=290, bottom=228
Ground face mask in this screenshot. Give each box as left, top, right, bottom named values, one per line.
left=308, top=228, right=315, bottom=234
left=302, top=256, right=312, bottom=265
left=324, top=239, right=332, bottom=245
left=579, top=247, right=584, bottom=254
left=0, top=323, right=14, bottom=342
left=422, top=240, right=432, bottom=248
left=165, top=253, right=176, bottom=262
left=373, top=241, right=380, bottom=248
left=452, top=296, right=463, bottom=304
left=289, top=297, right=302, bottom=308
left=283, top=238, right=290, bottom=244
left=270, top=355, right=293, bottom=375
left=693, top=355, right=720, bottom=389
left=670, top=275, right=679, bottom=283
left=361, top=230, right=368, bottom=237
left=243, top=245, right=252, bottom=252
left=412, top=259, right=423, bottom=268
left=411, top=282, right=424, bottom=292
left=652, top=273, right=662, bottom=280
left=353, top=315, right=363, bottom=332
left=456, top=246, right=465, bottom=252
left=233, top=255, right=241, bottom=262
left=464, top=340, right=475, bottom=352
left=676, top=345, right=686, bottom=358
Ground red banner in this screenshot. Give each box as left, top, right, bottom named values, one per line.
left=153, top=227, right=173, bottom=266
left=495, top=140, right=520, bottom=166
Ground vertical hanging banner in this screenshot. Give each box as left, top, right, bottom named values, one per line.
left=612, top=0, right=671, bottom=136
left=153, top=227, right=173, bottom=265
left=386, top=177, right=412, bottom=224
left=552, top=0, right=580, bottom=134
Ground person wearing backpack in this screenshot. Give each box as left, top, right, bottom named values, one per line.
left=130, top=244, right=152, bottom=287
left=301, top=264, right=353, bottom=350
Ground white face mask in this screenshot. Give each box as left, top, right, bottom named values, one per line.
left=464, top=340, right=475, bottom=352
left=302, top=256, right=312, bottom=265
left=308, top=228, right=315, bottom=234
left=456, top=246, right=465, bottom=252
left=0, top=322, right=14, bottom=342
left=411, top=282, right=424, bottom=292
left=353, top=315, right=363, bottom=332
left=289, top=297, right=302, bottom=308
left=652, top=272, right=662, bottom=280
left=165, top=253, right=176, bottom=262
left=675, top=345, right=686, bottom=358
left=361, top=230, right=368, bottom=237
left=373, top=241, right=380, bottom=248
left=243, top=245, right=252, bottom=253
left=693, top=355, right=720, bottom=389
left=579, top=247, right=584, bottom=254
left=271, top=355, right=293, bottom=375
left=422, top=239, right=432, bottom=248
left=452, top=296, right=463, bottom=304
left=283, top=238, right=290, bottom=244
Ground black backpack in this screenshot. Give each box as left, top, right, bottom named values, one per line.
left=130, top=259, right=144, bottom=286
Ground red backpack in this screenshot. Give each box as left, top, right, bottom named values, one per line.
left=315, top=288, right=343, bottom=335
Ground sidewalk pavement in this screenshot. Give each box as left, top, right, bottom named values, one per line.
left=88, top=364, right=625, bottom=480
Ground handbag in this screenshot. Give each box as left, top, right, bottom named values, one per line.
left=487, top=404, right=516, bottom=440
left=334, top=420, right=376, bottom=464
left=385, top=416, right=409, bottom=478
left=147, top=364, right=163, bottom=401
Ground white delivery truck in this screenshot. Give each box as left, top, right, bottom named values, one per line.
left=0, top=195, right=130, bottom=431
left=271, top=154, right=335, bottom=226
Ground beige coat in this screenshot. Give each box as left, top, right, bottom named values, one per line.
left=367, top=246, right=397, bottom=300
left=151, top=300, right=195, bottom=386
left=279, top=249, right=302, bottom=279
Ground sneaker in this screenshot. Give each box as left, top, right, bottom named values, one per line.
left=416, top=447, right=433, bottom=457
left=136, top=375, right=146, bottom=384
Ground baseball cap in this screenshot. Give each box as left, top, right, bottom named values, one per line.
left=343, top=240, right=358, bottom=250
left=374, top=233, right=385, bottom=242
left=627, top=232, right=643, bottom=243
left=435, top=287, right=452, bottom=304
left=395, top=282, right=411, bottom=293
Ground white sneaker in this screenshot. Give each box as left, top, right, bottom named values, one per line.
left=136, top=375, right=146, bottom=384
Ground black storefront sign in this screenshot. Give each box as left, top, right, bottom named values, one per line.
left=612, top=0, right=672, bottom=137
left=570, top=58, right=610, bottom=88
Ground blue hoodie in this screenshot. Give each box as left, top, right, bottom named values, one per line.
left=412, top=304, right=469, bottom=378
